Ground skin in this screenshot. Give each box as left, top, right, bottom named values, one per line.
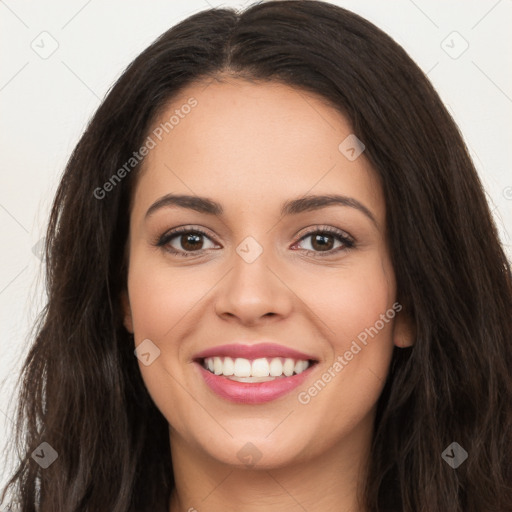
left=121, top=77, right=414, bottom=512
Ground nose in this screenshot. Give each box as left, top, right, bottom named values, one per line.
left=214, top=242, right=293, bottom=326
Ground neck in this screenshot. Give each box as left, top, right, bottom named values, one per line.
left=168, top=413, right=373, bottom=512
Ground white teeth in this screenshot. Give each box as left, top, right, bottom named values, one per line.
left=283, top=358, right=295, bottom=376
left=229, top=375, right=276, bottom=383
left=213, top=357, right=223, bottom=375
left=202, top=356, right=312, bottom=378
left=269, top=358, right=283, bottom=376
left=294, top=360, right=307, bottom=374
left=233, top=358, right=251, bottom=377
left=223, top=357, right=234, bottom=376
left=251, top=358, right=270, bottom=377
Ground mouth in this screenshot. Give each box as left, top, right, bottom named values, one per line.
left=198, top=356, right=316, bottom=382
left=192, top=344, right=319, bottom=404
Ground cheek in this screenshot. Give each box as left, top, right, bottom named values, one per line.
left=296, top=254, right=396, bottom=423
left=127, top=252, right=208, bottom=341
left=308, top=256, right=395, bottom=350
left=126, top=252, right=204, bottom=430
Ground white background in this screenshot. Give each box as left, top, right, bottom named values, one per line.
left=1, top=0, right=511, bottom=493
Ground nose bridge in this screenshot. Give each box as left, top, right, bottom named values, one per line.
left=214, top=233, right=292, bottom=322
left=230, top=233, right=275, bottom=296
left=233, top=235, right=273, bottom=284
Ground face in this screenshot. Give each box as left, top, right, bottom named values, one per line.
left=122, top=78, right=413, bottom=469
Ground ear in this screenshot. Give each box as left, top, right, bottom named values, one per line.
left=120, top=289, right=134, bottom=334
left=392, top=306, right=415, bottom=348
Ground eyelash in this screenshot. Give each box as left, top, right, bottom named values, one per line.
left=155, top=225, right=355, bottom=258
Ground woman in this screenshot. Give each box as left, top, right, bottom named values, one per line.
left=1, top=1, right=511, bottom=511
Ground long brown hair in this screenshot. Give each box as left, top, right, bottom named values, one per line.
left=1, top=1, right=511, bottom=510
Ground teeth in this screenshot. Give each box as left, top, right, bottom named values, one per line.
left=283, top=358, right=295, bottom=376
left=223, top=357, right=234, bottom=376
left=294, top=360, right=307, bottom=374
left=234, top=358, right=251, bottom=377
left=251, top=358, right=270, bottom=377
left=213, top=357, right=223, bottom=375
left=202, top=356, right=312, bottom=378
left=269, top=358, right=283, bottom=376
left=229, top=375, right=276, bottom=383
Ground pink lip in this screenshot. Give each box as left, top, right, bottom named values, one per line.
left=192, top=343, right=318, bottom=404
left=193, top=343, right=317, bottom=361
left=195, top=363, right=316, bottom=404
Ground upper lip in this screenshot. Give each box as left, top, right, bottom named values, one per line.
left=193, top=342, right=317, bottom=362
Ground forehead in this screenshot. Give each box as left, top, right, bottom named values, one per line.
left=132, top=78, right=384, bottom=223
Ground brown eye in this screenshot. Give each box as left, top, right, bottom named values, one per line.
left=177, top=232, right=204, bottom=251
left=310, top=233, right=336, bottom=251
left=157, top=227, right=218, bottom=257
left=293, top=228, right=355, bottom=256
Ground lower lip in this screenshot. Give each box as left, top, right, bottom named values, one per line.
left=196, top=362, right=315, bottom=404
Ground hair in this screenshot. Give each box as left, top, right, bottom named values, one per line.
left=1, top=1, right=511, bottom=511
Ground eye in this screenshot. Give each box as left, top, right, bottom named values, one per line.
left=156, top=226, right=218, bottom=257
left=292, top=226, right=355, bottom=256
left=155, top=225, right=355, bottom=258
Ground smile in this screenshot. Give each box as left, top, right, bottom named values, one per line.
left=202, top=356, right=312, bottom=382
left=193, top=343, right=318, bottom=404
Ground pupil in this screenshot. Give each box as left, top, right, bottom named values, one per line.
left=182, top=233, right=202, bottom=251
left=312, top=234, right=333, bottom=251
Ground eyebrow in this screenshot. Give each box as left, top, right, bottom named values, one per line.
left=145, top=193, right=377, bottom=226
